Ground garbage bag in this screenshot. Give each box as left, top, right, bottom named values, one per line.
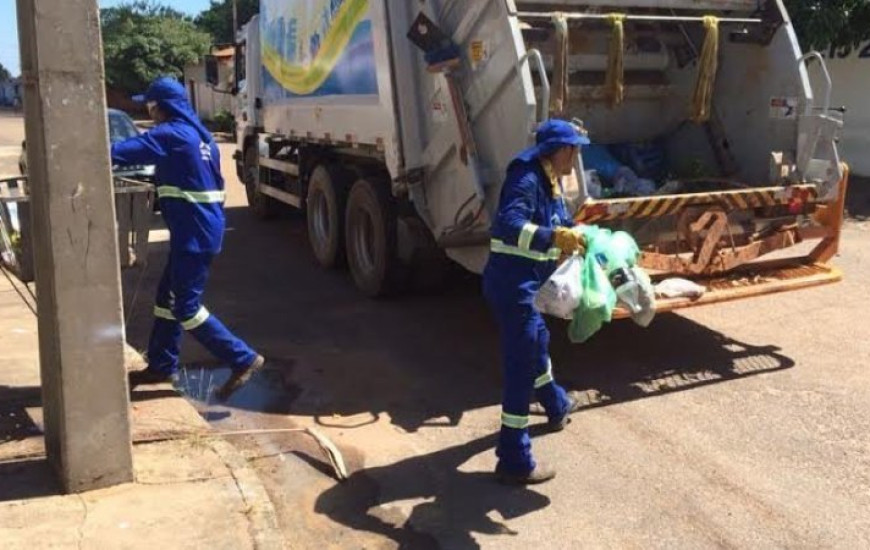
left=613, top=266, right=656, bottom=327
left=655, top=278, right=706, bottom=299
left=568, top=227, right=652, bottom=343
left=534, top=254, right=584, bottom=320
left=568, top=248, right=617, bottom=343
left=581, top=144, right=623, bottom=183
left=584, top=170, right=604, bottom=199
left=612, top=166, right=658, bottom=197
left=610, top=141, right=668, bottom=181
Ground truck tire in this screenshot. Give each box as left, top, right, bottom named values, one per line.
left=244, top=145, right=280, bottom=220
left=345, top=177, right=401, bottom=297
left=306, top=164, right=348, bottom=268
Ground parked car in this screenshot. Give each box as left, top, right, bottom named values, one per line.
left=19, top=108, right=155, bottom=180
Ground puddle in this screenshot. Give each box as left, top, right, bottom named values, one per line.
left=173, top=362, right=301, bottom=424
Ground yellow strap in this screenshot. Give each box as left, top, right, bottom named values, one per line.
left=604, top=13, right=626, bottom=109
left=691, top=16, right=720, bottom=123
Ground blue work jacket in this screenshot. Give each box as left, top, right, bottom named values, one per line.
left=112, top=121, right=226, bottom=254
left=483, top=158, right=573, bottom=303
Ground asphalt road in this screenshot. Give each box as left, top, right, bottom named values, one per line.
left=2, top=112, right=868, bottom=549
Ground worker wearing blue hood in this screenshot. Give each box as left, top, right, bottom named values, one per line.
left=483, top=119, right=589, bottom=484
left=112, top=76, right=263, bottom=401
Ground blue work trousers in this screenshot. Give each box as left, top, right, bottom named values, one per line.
left=485, top=286, right=571, bottom=475
left=147, top=250, right=257, bottom=374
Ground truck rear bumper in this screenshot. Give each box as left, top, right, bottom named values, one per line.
left=613, top=262, right=841, bottom=319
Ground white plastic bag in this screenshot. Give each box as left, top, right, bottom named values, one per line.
left=534, top=255, right=584, bottom=319
left=655, top=278, right=706, bottom=299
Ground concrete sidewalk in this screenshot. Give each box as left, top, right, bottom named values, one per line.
left=0, top=269, right=285, bottom=549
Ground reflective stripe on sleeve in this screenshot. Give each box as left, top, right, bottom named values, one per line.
left=490, top=239, right=561, bottom=262
left=180, top=306, right=211, bottom=330
left=518, top=223, right=539, bottom=251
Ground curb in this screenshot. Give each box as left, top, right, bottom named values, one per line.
left=126, top=347, right=286, bottom=550
left=209, top=438, right=286, bottom=550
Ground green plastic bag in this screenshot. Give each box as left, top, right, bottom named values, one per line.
left=568, top=226, right=641, bottom=343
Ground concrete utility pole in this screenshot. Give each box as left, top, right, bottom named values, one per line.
left=16, top=0, right=133, bottom=492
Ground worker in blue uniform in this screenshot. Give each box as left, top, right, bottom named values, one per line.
left=483, top=119, right=589, bottom=484
left=113, top=77, right=264, bottom=401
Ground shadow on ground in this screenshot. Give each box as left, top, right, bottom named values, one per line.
left=123, top=203, right=797, bottom=548
left=0, top=458, right=59, bottom=502
left=143, top=206, right=795, bottom=430
left=311, top=430, right=554, bottom=550
left=845, top=175, right=870, bottom=220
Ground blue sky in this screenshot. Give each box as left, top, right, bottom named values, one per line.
left=1, top=0, right=215, bottom=77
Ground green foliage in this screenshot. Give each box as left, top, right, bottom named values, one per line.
left=0, top=63, right=10, bottom=82
left=195, top=0, right=259, bottom=44
left=211, top=109, right=236, bottom=133
left=784, top=0, right=870, bottom=50
left=101, top=1, right=212, bottom=95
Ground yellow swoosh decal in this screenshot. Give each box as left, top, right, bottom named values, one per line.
left=263, top=0, right=370, bottom=95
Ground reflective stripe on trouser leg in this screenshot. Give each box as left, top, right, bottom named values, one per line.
left=490, top=299, right=541, bottom=475
left=534, top=359, right=554, bottom=389
left=501, top=412, right=530, bottom=429
left=154, top=306, right=175, bottom=321
left=532, top=315, right=570, bottom=422
left=169, top=250, right=257, bottom=370
left=180, top=306, right=210, bottom=330
left=147, top=260, right=182, bottom=374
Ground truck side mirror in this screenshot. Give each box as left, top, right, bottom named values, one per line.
left=205, top=55, right=219, bottom=87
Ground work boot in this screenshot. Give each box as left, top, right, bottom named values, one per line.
left=548, top=396, right=581, bottom=432
left=128, top=369, right=176, bottom=389
left=496, top=461, right=557, bottom=485
left=214, top=355, right=265, bottom=402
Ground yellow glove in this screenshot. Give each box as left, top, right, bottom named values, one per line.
left=553, top=227, right=587, bottom=255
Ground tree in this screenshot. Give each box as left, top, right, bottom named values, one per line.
left=0, top=63, right=10, bottom=82
left=785, top=0, right=870, bottom=51
left=101, top=1, right=211, bottom=95
left=195, top=0, right=259, bottom=44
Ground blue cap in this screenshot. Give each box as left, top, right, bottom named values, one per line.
left=132, top=76, right=213, bottom=142
left=131, top=76, right=188, bottom=104
left=514, top=119, right=591, bottom=163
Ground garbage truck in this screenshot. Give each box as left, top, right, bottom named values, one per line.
left=229, top=0, right=847, bottom=314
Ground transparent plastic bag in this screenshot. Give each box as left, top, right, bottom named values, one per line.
left=534, top=254, right=584, bottom=320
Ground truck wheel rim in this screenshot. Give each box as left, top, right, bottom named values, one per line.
left=352, top=210, right=376, bottom=274
left=311, top=191, right=330, bottom=249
